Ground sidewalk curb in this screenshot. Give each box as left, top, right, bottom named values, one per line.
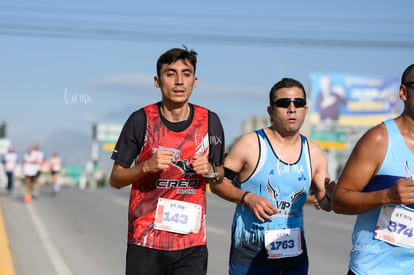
left=0, top=200, right=15, bottom=275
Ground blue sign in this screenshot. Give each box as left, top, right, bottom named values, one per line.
left=310, top=73, right=401, bottom=126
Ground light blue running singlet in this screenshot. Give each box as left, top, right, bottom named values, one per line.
left=229, top=129, right=312, bottom=265
left=349, top=119, right=414, bottom=275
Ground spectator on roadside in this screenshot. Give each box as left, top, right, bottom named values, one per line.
left=3, top=146, right=18, bottom=194
left=49, top=152, right=62, bottom=195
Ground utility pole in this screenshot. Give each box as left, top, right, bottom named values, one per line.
left=0, top=122, right=6, bottom=138
left=89, top=123, right=99, bottom=189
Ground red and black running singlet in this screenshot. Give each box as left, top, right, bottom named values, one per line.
left=128, top=103, right=209, bottom=251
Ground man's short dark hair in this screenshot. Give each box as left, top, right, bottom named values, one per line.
left=401, top=64, right=414, bottom=84
left=269, top=78, right=307, bottom=105
left=156, top=46, right=197, bottom=77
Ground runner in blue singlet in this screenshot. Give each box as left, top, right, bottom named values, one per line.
left=333, top=64, right=414, bottom=275
left=210, top=77, right=336, bottom=275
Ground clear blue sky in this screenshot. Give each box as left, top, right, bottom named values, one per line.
left=2, top=0, right=414, bottom=158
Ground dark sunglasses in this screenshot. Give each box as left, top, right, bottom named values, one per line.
left=403, top=81, right=414, bottom=88
left=272, top=98, right=307, bottom=108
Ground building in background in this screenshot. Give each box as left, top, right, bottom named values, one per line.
left=242, top=116, right=270, bottom=134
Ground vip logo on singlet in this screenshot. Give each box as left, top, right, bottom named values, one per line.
left=266, top=160, right=307, bottom=215
left=266, top=178, right=305, bottom=216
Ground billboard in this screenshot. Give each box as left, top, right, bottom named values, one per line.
left=94, top=123, right=123, bottom=151
left=309, top=73, right=401, bottom=126
left=95, top=123, right=123, bottom=142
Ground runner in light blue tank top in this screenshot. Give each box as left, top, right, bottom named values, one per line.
left=230, top=129, right=312, bottom=263
left=210, top=77, right=335, bottom=275
left=332, top=64, right=414, bottom=275
left=349, top=119, right=414, bottom=275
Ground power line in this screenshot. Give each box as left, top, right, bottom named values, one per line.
left=1, top=22, right=414, bottom=49
left=1, top=5, right=413, bottom=49
left=1, top=4, right=414, bottom=26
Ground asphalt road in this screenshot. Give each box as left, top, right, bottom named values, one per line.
left=0, top=183, right=356, bottom=275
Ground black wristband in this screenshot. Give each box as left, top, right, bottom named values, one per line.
left=224, top=167, right=238, bottom=181
left=241, top=191, right=251, bottom=210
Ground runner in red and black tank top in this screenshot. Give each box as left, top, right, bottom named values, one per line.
left=110, top=47, right=225, bottom=275
left=129, top=103, right=209, bottom=250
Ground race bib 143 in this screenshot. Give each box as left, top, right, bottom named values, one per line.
left=154, top=198, right=201, bottom=235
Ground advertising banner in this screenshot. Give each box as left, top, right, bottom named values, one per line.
left=309, top=73, right=401, bottom=126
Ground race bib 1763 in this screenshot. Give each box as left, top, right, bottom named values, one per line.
left=264, top=227, right=303, bottom=259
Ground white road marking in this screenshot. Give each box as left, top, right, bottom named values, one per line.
left=27, top=203, right=73, bottom=275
